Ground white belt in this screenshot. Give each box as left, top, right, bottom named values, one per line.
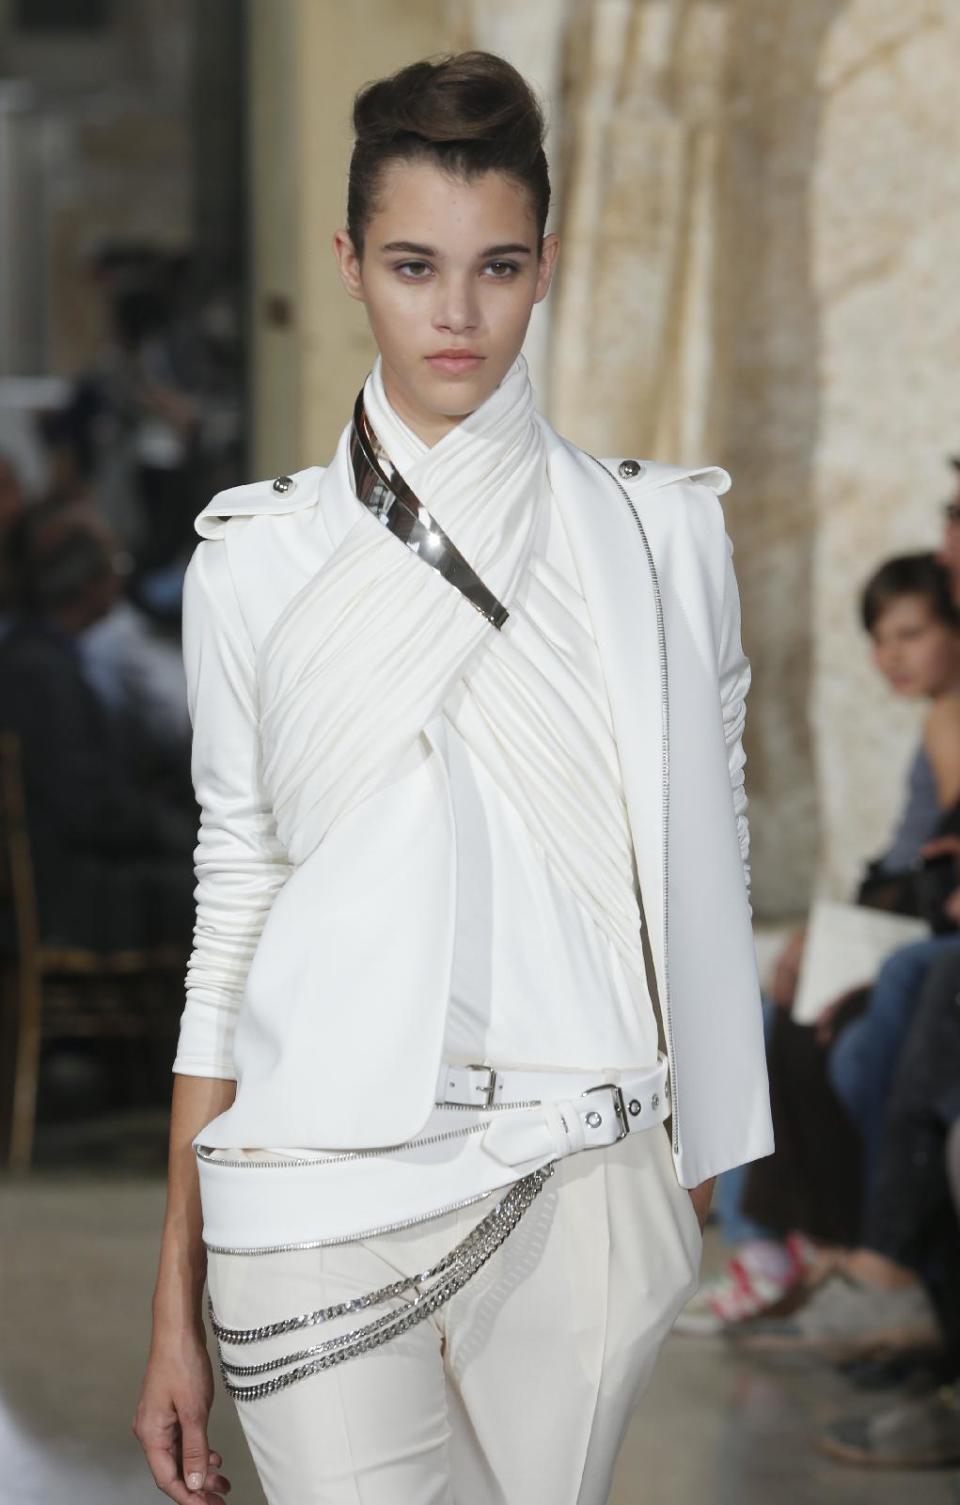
left=195, top=1055, right=674, bottom=1254
left=434, top=1054, right=671, bottom=1169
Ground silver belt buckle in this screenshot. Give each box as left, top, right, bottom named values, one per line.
left=466, top=1063, right=498, bottom=1108
left=581, top=1082, right=629, bottom=1142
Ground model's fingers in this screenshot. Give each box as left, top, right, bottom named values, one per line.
left=181, top=1417, right=213, bottom=1495
left=144, top=1441, right=206, bottom=1504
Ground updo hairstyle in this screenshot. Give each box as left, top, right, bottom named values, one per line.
left=347, top=51, right=550, bottom=261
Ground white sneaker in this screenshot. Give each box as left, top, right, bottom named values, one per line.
left=675, top=1256, right=796, bottom=1336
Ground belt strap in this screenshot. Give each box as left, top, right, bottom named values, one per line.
left=435, top=1056, right=671, bottom=1170
left=436, top=1056, right=667, bottom=1110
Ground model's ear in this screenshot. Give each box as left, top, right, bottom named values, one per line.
left=533, top=232, right=560, bottom=304
left=332, top=229, right=365, bottom=302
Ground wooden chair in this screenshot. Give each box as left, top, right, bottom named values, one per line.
left=0, top=731, right=188, bottom=1173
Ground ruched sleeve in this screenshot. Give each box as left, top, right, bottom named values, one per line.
left=171, top=539, right=292, bottom=1079
left=717, top=529, right=753, bottom=912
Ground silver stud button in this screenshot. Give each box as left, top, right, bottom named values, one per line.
left=272, top=474, right=295, bottom=494
left=585, top=1110, right=602, bottom=1129
left=651, top=1093, right=660, bottom=1111
left=628, top=1098, right=642, bottom=1116
left=618, top=459, right=643, bottom=480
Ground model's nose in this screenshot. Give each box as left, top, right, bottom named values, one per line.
left=434, top=279, right=479, bottom=334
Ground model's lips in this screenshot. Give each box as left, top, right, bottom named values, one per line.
left=426, top=352, right=485, bottom=375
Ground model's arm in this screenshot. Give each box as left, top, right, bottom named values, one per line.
left=172, top=539, right=293, bottom=1078
left=134, top=1074, right=235, bottom=1502
left=134, top=537, right=292, bottom=1502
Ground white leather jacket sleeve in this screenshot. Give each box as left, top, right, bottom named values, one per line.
left=717, top=528, right=753, bottom=912
left=171, top=538, right=292, bottom=1079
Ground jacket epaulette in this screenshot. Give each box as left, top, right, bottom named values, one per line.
left=194, top=465, right=325, bottom=540
left=600, top=457, right=732, bottom=497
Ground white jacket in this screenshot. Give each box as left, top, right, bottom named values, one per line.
left=173, top=425, right=774, bottom=1189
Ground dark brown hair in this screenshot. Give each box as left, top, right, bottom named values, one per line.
left=861, top=551, right=959, bottom=634
left=347, top=51, right=550, bottom=261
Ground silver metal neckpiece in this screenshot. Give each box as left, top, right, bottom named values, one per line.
left=349, top=387, right=509, bottom=630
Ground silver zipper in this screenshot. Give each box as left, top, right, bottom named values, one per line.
left=195, top=1115, right=494, bottom=1170
left=584, top=454, right=679, bottom=1155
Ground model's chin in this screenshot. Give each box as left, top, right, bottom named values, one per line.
left=418, top=371, right=497, bottom=415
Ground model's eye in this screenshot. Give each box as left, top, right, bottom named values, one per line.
left=395, top=261, right=432, bottom=280
left=485, top=261, right=520, bottom=278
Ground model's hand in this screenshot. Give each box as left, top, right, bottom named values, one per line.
left=687, top=1176, right=716, bottom=1234
left=813, top=984, right=870, bottom=1046
left=133, top=1324, right=231, bottom=1503
left=920, top=835, right=960, bottom=861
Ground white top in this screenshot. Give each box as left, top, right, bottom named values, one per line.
left=190, top=486, right=660, bottom=1251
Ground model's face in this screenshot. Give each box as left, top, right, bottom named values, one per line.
left=870, top=594, right=960, bottom=699
left=333, top=159, right=559, bottom=446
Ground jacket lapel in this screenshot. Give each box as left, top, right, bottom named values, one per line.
left=543, top=431, right=668, bottom=1008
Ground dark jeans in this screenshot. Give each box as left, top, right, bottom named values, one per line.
left=864, top=948, right=960, bottom=1351
left=828, top=936, right=960, bottom=1193
left=865, top=947, right=960, bottom=1263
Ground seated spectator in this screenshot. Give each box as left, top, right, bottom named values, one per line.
left=680, top=551, right=960, bottom=1333
left=732, top=944, right=960, bottom=1473
left=0, top=501, right=196, bottom=952
left=824, top=857, right=960, bottom=1192
left=80, top=587, right=192, bottom=758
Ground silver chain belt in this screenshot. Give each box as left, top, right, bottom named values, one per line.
left=208, top=1160, right=554, bottom=1401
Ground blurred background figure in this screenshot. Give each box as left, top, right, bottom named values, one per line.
left=0, top=497, right=196, bottom=951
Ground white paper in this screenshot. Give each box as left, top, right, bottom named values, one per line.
left=791, top=899, right=929, bottom=1025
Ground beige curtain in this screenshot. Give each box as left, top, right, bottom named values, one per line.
left=547, top=0, right=731, bottom=460
left=452, top=0, right=731, bottom=460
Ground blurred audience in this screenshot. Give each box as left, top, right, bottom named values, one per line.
left=682, top=547, right=960, bottom=1334
left=670, top=459, right=960, bottom=1475
left=36, top=242, right=242, bottom=619
left=0, top=499, right=196, bottom=952
left=752, top=944, right=960, bottom=1468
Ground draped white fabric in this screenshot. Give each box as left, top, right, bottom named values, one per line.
left=255, top=353, right=645, bottom=978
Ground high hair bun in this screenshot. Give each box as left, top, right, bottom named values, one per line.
left=346, top=51, right=550, bottom=258
left=352, top=53, right=543, bottom=149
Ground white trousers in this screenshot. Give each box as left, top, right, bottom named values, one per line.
left=205, top=1120, right=703, bottom=1505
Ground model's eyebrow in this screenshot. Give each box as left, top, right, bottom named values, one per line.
left=379, top=241, right=533, bottom=257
